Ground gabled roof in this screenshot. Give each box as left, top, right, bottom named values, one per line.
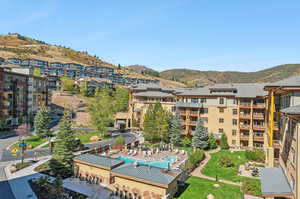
left=281, top=104, right=300, bottom=115
left=133, top=91, right=174, bottom=98
left=265, top=75, right=300, bottom=87
left=260, top=167, right=293, bottom=196
left=74, top=154, right=123, bottom=168
left=112, top=163, right=181, bottom=185
left=176, top=83, right=267, bottom=98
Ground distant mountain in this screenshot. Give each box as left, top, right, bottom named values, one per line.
left=0, top=33, right=184, bottom=88
left=160, top=64, right=300, bottom=86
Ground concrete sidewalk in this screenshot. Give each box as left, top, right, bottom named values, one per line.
left=5, top=157, right=50, bottom=199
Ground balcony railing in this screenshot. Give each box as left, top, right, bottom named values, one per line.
left=253, top=103, right=265, bottom=108
left=253, top=136, right=264, bottom=142
left=176, top=102, right=202, bottom=108
left=189, top=111, right=198, bottom=115
left=240, top=103, right=251, bottom=108
left=240, top=135, right=250, bottom=140
left=274, top=123, right=279, bottom=131
left=240, top=124, right=250, bottom=129
left=273, top=140, right=280, bottom=148
left=239, top=114, right=251, bottom=119
left=189, top=121, right=197, bottom=126
left=253, top=113, right=264, bottom=119
left=253, top=125, right=265, bottom=131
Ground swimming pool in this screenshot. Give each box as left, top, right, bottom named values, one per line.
left=162, top=156, right=177, bottom=163
left=116, top=156, right=171, bottom=169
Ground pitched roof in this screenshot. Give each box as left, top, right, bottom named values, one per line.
left=265, top=75, right=300, bottom=87
left=112, top=163, right=181, bottom=185
left=281, top=104, right=300, bottom=115
left=176, top=83, right=267, bottom=98
left=74, top=154, right=123, bottom=168
left=133, top=91, right=174, bottom=98
left=260, top=167, right=293, bottom=196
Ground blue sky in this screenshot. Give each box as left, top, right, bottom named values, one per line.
left=1, top=0, right=300, bottom=72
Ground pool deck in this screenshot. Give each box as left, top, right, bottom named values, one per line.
left=111, top=150, right=187, bottom=169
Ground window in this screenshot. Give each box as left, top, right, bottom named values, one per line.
left=200, top=117, right=208, bottom=123
left=219, top=98, right=224, bottom=104
left=171, top=106, right=176, bottom=112
left=200, top=108, right=208, bottom=114
left=218, top=128, right=224, bottom=133
left=200, top=98, right=207, bottom=103
left=232, top=130, right=237, bottom=136
left=219, top=118, right=224, bottom=123
left=219, top=108, right=224, bottom=113
left=191, top=98, right=198, bottom=103
left=233, top=99, right=237, bottom=104
left=232, top=140, right=236, bottom=145
left=232, top=109, right=237, bottom=115
left=232, top=119, right=237, bottom=125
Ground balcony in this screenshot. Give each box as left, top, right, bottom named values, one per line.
left=176, top=102, right=202, bottom=108
left=179, top=111, right=186, bottom=115
left=253, top=125, right=265, bottom=131
left=240, top=124, right=250, bottom=130
left=239, top=114, right=251, bottom=119
left=189, top=111, right=198, bottom=116
left=274, top=123, right=279, bottom=131
left=253, top=136, right=264, bottom=142
left=189, top=121, right=197, bottom=126
left=253, top=113, right=264, bottom=120
left=240, top=135, right=250, bottom=140
left=273, top=140, right=281, bottom=148
left=253, top=103, right=265, bottom=109
left=240, top=102, right=251, bottom=108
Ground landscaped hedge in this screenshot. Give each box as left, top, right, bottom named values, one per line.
left=186, top=150, right=204, bottom=172
left=242, top=178, right=262, bottom=196
left=245, top=149, right=265, bottom=162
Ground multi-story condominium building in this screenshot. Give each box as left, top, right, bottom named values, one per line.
left=10, top=68, right=48, bottom=116
left=7, top=57, right=22, bottom=65
left=0, top=68, right=28, bottom=126
left=260, top=75, right=300, bottom=199
left=75, top=77, right=114, bottom=96
left=0, top=57, right=5, bottom=64
left=21, top=58, right=49, bottom=68
left=2, top=57, right=159, bottom=87
left=176, top=84, right=267, bottom=149
left=128, top=84, right=176, bottom=128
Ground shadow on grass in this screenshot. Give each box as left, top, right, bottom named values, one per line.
left=173, top=183, right=190, bottom=198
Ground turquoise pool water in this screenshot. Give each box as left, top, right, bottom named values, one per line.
left=162, top=156, right=177, bottom=163
left=116, top=156, right=173, bottom=169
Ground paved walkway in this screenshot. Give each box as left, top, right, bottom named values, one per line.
left=191, top=148, right=263, bottom=199
left=191, top=147, right=242, bottom=186
left=5, top=157, right=50, bottom=199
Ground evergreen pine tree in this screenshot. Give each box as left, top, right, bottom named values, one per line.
left=50, top=111, right=76, bottom=177
left=169, top=114, right=182, bottom=146
left=34, top=106, right=51, bottom=138
left=192, top=119, right=209, bottom=149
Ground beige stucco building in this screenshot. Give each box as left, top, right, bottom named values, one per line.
left=73, top=154, right=182, bottom=199
left=260, top=75, right=300, bottom=199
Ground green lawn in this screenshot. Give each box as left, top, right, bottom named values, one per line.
left=75, top=131, right=111, bottom=143
left=174, top=177, right=243, bottom=199
left=13, top=136, right=47, bottom=149
left=202, top=150, right=248, bottom=182
left=201, top=150, right=261, bottom=196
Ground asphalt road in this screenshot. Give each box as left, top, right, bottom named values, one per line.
left=0, top=132, right=138, bottom=162
left=0, top=135, right=19, bottom=199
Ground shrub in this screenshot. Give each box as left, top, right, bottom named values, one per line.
left=14, top=162, right=32, bottom=170
left=182, top=137, right=191, bottom=147
left=220, top=155, right=234, bottom=167
left=242, top=179, right=262, bottom=196
left=208, top=135, right=218, bottom=149
left=186, top=150, right=204, bottom=172
left=114, top=136, right=125, bottom=146
left=220, top=135, right=229, bottom=149
left=245, top=150, right=265, bottom=162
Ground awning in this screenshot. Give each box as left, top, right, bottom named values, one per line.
left=260, top=167, right=294, bottom=198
